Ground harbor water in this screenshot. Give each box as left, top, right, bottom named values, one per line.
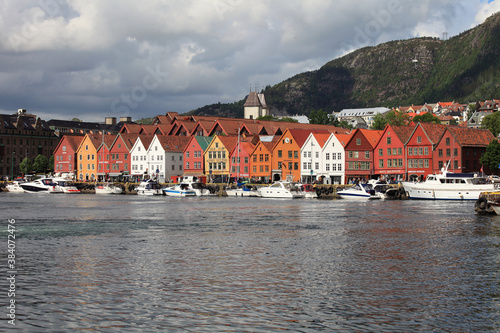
left=1, top=194, right=499, bottom=332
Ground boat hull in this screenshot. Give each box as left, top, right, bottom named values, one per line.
left=226, top=189, right=261, bottom=197
left=402, top=183, right=493, bottom=200
left=163, top=189, right=197, bottom=197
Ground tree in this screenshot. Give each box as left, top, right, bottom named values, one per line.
left=71, top=117, right=82, bottom=122
left=481, top=111, right=500, bottom=137
left=480, top=139, right=500, bottom=172
left=19, top=157, right=32, bottom=175
left=33, top=155, right=48, bottom=174
left=371, top=110, right=410, bottom=130
left=308, top=109, right=332, bottom=125
left=412, top=113, right=441, bottom=124
left=48, top=155, right=54, bottom=172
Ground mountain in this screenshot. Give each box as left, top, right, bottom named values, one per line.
left=189, top=12, right=500, bottom=117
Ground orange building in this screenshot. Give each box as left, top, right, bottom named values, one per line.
left=250, top=138, right=276, bottom=182
left=76, top=134, right=101, bottom=181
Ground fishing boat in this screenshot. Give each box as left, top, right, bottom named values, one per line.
left=163, top=183, right=197, bottom=197
left=402, top=166, right=495, bottom=200
left=257, top=181, right=304, bottom=199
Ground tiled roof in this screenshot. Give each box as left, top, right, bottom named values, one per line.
left=156, top=135, right=191, bottom=152
left=312, top=133, right=331, bottom=148
left=447, top=127, right=494, bottom=147
left=418, top=123, right=447, bottom=144
left=334, top=133, right=352, bottom=147
left=390, top=125, right=415, bottom=144
left=218, top=135, right=239, bottom=153
left=359, top=128, right=383, bottom=148
left=194, top=136, right=212, bottom=151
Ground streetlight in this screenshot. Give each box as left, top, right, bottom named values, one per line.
left=11, top=151, right=15, bottom=180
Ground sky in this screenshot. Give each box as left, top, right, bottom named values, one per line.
left=0, top=0, right=499, bottom=122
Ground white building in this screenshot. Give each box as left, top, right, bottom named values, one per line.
left=244, top=91, right=269, bottom=120
left=337, top=107, right=390, bottom=128
left=147, top=135, right=190, bottom=182
left=130, top=135, right=154, bottom=178
left=301, top=133, right=330, bottom=183
left=321, top=133, right=351, bottom=185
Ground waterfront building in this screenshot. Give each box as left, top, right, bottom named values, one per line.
left=183, top=136, right=212, bottom=180
left=250, top=137, right=276, bottom=183
left=344, top=128, right=383, bottom=182
left=434, top=126, right=494, bottom=174
left=373, top=124, right=414, bottom=182
left=0, top=110, right=58, bottom=179
left=301, top=132, right=330, bottom=184
left=107, top=133, right=140, bottom=180
left=229, top=140, right=255, bottom=180
left=147, top=135, right=190, bottom=182
left=405, top=123, right=447, bottom=180
left=130, top=135, right=154, bottom=179
left=76, top=134, right=101, bottom=181
left=320, top=133, right=351, bottom=185
left=53, top=135, right=84, bottom=176
left=204, top=135, right=238, bottom=182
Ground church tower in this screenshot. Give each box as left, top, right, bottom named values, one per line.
left=244, top=91, right=269, bottom=119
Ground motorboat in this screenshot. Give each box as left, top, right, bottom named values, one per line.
left=163, top=183, right=197, bottom=197
left=402, top=167, right=495, bottom=200
left=6, top=180, right=26, bottom=193
left=299, top=184, right=318, bottom=199
left=184, top=181, right=211, bottom=196
left=20, top=178, right=64, bottom=193
left=257, top=181, right=304, bottom=199
left=226, top=184, right=261, bottom=197
left=336, top=183, right=382, bottom=200
left=53, top=178, right=81, bottom=194
left=135, top=179, right=163, bottom=195
left=95, top=183, right=123, bottom=194
left=367, top=179, right=401, bottom=200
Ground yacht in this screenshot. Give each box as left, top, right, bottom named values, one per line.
left=257, top=181, right=304, bottom=199
left=135, top=179, right=163, bottom=195
left=6, top=180, right=26, bottom=193
left=20, top=178, right=64, bottom=193
left=226, top=184, right=261, bottom=197
left=95, top=183, right=123, bottom=194
left=402, top=167, right=495, bottom=200
left=163, top=183, right=197, bottom=197
left=336, top=183, right=382, bottom=200
left=53, top=178, right=80, bottom=194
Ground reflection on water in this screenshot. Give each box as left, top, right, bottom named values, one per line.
left=1, top=194, right=499, bottom=332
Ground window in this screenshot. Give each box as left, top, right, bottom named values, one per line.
left=186, top=151, right=189, bottom=158
left=408, top=147, right=413, bottom=156
left=454, top=148, right=458, bottom=157
left=365, top=151, right=370, bottom=159
left=438, top=149, right=443, bottom=157
left=446, top=149, right=451, bottom=157
left=417, top=136, right=421, bottom=143
left=379, top=149, right=383, bottom=156
left=393, top=148, right=397, bottom=155
left=288, top=151, right=292, bottom=158
left=278, top=150, right=282, bottom=158
left=326, top=164, right=330, bottom=171
left=62, top=146, right=67, bottom=152
left=379, top=159, right=384, bottom=168
left=356, top=138, right=361, bottom=145
left=326, top=153, right=330, bottom=160
left=315, top=162, right=319, bottom=170
left=418, top=147, right=423, bottom=155
left=398, top=148, right=402, bottom=155
left=387, top=148, right=392, bottom=156
left=186, top=162, right=190, bottom=169
left=446, top=138, right=450, bottom=146
left=424, top=147, right=428, bottom=155
left=315, top=152, right=319, bottom=158
left=294, top=151, right=298, bottom=158
left=387, top=137, right=391, bottom=145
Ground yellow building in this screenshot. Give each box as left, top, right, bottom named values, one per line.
left=204, top=135, right=237, bottom=182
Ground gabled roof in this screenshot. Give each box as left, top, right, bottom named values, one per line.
left=113, top=133, right=141, bottom=151
left=417, top=122, right=447, bottom=145
left=389, top=124, right=415, bottom=145
left=217, top=135, right=239, bottom=153
left=289, top=129, right=331, bottom=147
left=333, top=133, right=352, bottom=147
left=120, top=123, right=142, bottom=134
left=194, top=136, right=212, bottom=151
left=312, top=133, right=332, bottom=148
left=155, top=135, right=191, bottom=152
left=137, top=134, right=155, bottom=151
left=53, top=134, right=85, bottom=154
left=359, top=129, right=383, bottom=148
left=446, top=127, right=494, bottom=147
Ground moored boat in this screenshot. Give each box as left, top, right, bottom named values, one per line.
left=226, top=184, right=261, bottom=197
left=53, top=178, right=81, bottom=194
left=402, top=167, right=495, bottom=200
left=135, top=179, right=163, bottom=195
left=95, top=183, right=123, bottom=194
left=20, top=178, right=64, bottom=193
left=6, top=180, right=26, bottom=193
left=163, top=183, right=197, bottom=197
left=336, top=183, right=381, bottom=200
left=257, top=181, right=304, bottom=199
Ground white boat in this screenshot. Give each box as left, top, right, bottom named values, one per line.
left=185, top=181, right=212, bottom=196
left=6, top=180, right=26, bottom=193
left=367, top=179, right=401, bottom=200
left=402, top=167, right=495, bottom=200
left=135, top=179, right=163, bottom=195
left=299, top=184, right=318, bottom=199
left=257, top=181, right=304, bottom=199
left=53, top=178, right=81, bottom=194
left=20, top=178, right=64, bottom=193
left=95, top=183, right=123, bottom=194
left=226, top=184, right=261, bottom=197
left=163, top=183, right=197, bottom=197
left=336, top=183, right=382, bottom=200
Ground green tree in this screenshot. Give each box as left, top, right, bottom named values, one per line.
left=33, top=155, right=48, bottom=174
left=371, top=110, right=410, bottom=130
left=48, top=155, right=54, bottom=172
left=71, top=117, right=82, bottom=122
left=279, top=117, right=299, bottom=123
left=412, top=113, right=441, bottom=124
left=19, top=157, right=32, bottom=175
left=480, top=139, right=500, bottom=172
left=481, top=111, right=500, bottom=137
left=308, top=109, right=332, bottom=125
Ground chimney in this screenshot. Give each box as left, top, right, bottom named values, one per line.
left=119, top=116, right=132, bottom=123
left=105, top=117, right=117, bottom=125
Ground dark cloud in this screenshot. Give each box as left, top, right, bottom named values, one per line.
left=0, top=0, right=497, bottom=121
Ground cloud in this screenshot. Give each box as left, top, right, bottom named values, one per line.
left=0, top=0, right=497, bottom=121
